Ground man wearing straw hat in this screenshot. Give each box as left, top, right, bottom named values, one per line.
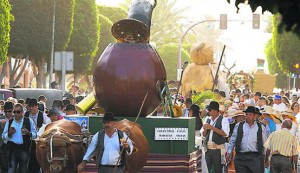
left=281, top=109, right=299, bottom=136
left=260, top=106, right=277, bottom=133
left=77, top=112, right=133, bottom=173
left=226, top=106, right=267, bottom=173
left=226, top=110, right=246, bottom=173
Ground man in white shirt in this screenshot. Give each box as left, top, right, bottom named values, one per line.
left=256, top=97, right=267, bottom=110
left=77, top=112, right=133, bottom=173
left=202, top=101, right=229, bottom=173
left=2, top=103, right=37, bottom=173
left=25, top=98, right=50, bottom=173
left=244, top=94, right=255, bottom=107
left=182, top=98, right=193, bottom=117
left=273, top=95, right=287, bottom=112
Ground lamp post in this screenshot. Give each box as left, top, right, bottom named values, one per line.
left=177, top=20, right=218, bottom=80
left=49, top=0, right=56, bottom=88
left=177, top=14, right=259, bottom=81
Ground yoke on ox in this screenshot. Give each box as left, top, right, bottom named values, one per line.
left=36, top=120, right=84, bottom=173
left=36, top=119, right=149, bottom=173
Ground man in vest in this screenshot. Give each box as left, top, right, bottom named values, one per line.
left=77, top=112, right=133, bottom=173
left=202, top=101, right=229, bottom=173
left=2, top=103, right=37, bottom=173
left=26, top=98, right=50, bottom=173
left=226, top=106, right=267, bottom=173
left=0, top=101, right=14, bottom=172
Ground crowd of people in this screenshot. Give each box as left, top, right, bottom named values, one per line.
left=0, top=81, right=135, bottom=173
left=0, top=86, right=81, bottom=173
left=162, top=88, right=300, bottom=173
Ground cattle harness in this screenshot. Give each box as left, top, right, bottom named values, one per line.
left=37, top=128, right=89, bottom=170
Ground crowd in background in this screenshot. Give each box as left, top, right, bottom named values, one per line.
left=154, top=87, right=300, bottom=173
left=0, top=83, right=86, bottom=173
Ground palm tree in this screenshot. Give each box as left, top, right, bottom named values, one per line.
left=150, top=0, right=187, bottom=47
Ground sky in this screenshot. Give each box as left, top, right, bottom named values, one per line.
left=96, top=0, right=272, bottom=73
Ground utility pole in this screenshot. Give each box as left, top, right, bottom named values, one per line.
left=49, top=0, right=56, bottom=88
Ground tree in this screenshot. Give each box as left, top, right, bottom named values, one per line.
left=91, top=14, right=115, bottom=73
left=272, top=15, right=300, bottom=74
left=264, top=39, right=286, bottom=89
left=8, top=0, right=75, bottom=87
left=151, top=0, right=186, bottom=47
left=98, top=5, right=127, bottom=23
left=230, top=0, right=300, bottom=36
left=0, top=0, right=13, bottom=64
left=157, top=43, right=190, bottom=80
left=67, top=0, right=100, bottom=76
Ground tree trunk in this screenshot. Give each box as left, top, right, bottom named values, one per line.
left=74, top=73, right=79, bottom=84
left=13, top=56, right=29, bottom=87
left=0, top=60, right=8, bottom=84
left=43, top=72, right=49, bottom=88
left=31, top=57, right=46, bottom=88
left=36, top=58, right=46, bottom=88
left=55, top=71, right=62, bottom=88
left=83, top=75, right=92, bottom=93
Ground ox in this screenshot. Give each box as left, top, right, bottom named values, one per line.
left=36, top=120, right=84, bottom=173
left=114, top=119, right=149, bottom=173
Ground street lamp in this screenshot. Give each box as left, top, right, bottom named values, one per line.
left=177, top=19, right=218, bottom=80
left=49, top=0, right=56, bottom=88
left=177, top=14, right=260, bottom=81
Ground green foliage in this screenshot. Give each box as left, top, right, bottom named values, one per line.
left=192, top=91, right=218, bottom=109
left=272, top=14, right=300, bottom=74
left=151, top=0, right=186, bottom=47
left=157, top=43, right=190, bottom=80
left=98, top=5, right=127, bottom=23
left=264, top=39, right=286, bottom=89
left=182, top=43, right=192, bottom=54
left=9, top=0, right=74, bottom=60
left=230, top=0, right=300, bottom=36
left=90, top=14, right=115, bottom=73
left=0, top=0, right=13, bottom=64
left=67, top=0, right=100, bottom=75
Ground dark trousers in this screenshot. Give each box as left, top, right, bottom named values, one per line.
left=260, top=154, right=265, bottom=173
left=234, top=152, right=260, bottom=173
left=205, top=149, right=223, bottom=173
left=8, top=149, right=29, bottom=173
left=98, top=165, right=124, bottom=173
left=0, top=145, right=8, bottom=173
left=28, top=142, right=40, bottom=173
left=270, top=155, right=293, bottom=173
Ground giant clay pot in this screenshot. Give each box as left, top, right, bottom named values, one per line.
left=93, top=43, right=166, bottom=117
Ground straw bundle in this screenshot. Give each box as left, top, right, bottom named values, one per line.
left=253, top=72, right=276, bottom=94
left=180, top=63, right=213, bottom=96
left=190, top=43, right=214, bottom=65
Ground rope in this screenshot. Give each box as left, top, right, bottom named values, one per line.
left=113, top=92, right=149, bottom=173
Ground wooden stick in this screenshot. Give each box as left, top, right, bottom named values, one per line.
left=113, top=92, right=149, bottom=173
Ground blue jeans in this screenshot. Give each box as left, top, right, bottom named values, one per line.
left=8, top=149, right=29, bottom=173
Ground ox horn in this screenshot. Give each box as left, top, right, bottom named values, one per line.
left=69, top=139, right=82, bottom=143
left=34, top=138, right=46, bottom=142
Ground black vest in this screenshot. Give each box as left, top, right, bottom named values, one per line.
left=95, top=129, right=126, bottom=166
left=24, top=111, right=44, bottom=129
left=235, top=121, right=263, bottom=154
left=205, top=116, right=226, bottom=145
left=7, top=117, right=31, bottom=151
